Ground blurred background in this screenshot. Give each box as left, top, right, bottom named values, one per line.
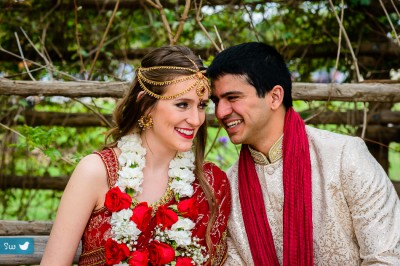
left=0, top=0, right=399, bottom=220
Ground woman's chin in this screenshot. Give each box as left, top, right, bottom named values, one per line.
left=176, top=144, right=194, bottom=153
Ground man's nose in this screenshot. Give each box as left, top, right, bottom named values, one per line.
left=215, top=101, right=232, bottom=120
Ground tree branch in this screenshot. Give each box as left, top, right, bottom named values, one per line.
left=328, top=0, right=362, bottom=82
left=195, top=0, right=222, bottom=52
left=87, top=0, right=120, bottom=80
left=172, top=0, right=191, bottom=44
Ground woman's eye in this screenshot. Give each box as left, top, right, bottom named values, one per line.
left=199, top=101, right=208, bottom=109
left=176, top=102, right=188, bottom=108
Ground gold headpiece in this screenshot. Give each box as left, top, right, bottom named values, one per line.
left=137, top=59, right=210, bottom=100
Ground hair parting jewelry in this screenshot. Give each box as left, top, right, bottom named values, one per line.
left=138, top=114, right=153, bottom=130
left=137, top=65, right=211, bottom=100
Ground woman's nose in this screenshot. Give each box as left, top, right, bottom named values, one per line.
left=187, top=108, right=203, bottom=127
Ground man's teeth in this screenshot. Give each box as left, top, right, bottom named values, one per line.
left=176, top=128, right=193, bottom=135
left=226, top=120, right=242, bottom=128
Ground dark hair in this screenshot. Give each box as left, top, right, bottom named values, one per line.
left=105, top=45, right=217, bottom=261
left=207, top=42, right=293, bottom=108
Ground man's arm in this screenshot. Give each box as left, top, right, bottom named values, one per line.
left=340, top=137, right=400, bottom=265
left=224, top=234, right=247, bottom=266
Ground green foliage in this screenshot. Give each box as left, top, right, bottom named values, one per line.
left=0, top=189, right=62, bottom=220
left=350, top=0, right=371, bottom=6
left=206, top=127, right=239, bottom=171
left=17, top=126, right=63, bottom=160
left=389, top=142, right=400, bottom=181
left=0, top=0, right=399, bottom=221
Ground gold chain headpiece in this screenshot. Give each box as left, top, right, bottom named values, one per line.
left=137, top=59, right=210, bottom=100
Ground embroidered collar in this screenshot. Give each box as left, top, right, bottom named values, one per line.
left=248, top=135, right=283, bottom=165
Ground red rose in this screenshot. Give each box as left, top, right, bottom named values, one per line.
left=176, top=257, right=194, bottom=266
left=104, top=238, right=130, bottom=265
left=131, top=202, right=153, bottom=231
left=104, top=186, right=132, bottom=212
left=128, top=249, right=149, bottom=266
left=177, top=197, right=199, bottom=220
left=155, top=205, right=178, bottom=229
left=148, top=241, right=175, bottom=265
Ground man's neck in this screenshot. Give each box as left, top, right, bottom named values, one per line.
left=249, top=134, right=283, bottom=164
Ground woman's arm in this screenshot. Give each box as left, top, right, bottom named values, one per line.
left=40, top=154, right=109, bottom=265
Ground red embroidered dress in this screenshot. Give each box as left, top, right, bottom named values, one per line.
left=78, top=148, right=231, bottom=266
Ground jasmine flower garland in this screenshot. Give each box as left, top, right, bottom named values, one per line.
left=104, top=133, right=209, bottom=265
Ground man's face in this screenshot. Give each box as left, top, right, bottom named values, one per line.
left=211, top=74, right=272, bottom=146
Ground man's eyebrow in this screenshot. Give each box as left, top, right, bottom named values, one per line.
left=211, top=90, right=243, bottom=102
left=220, top=90, right=243, bottom=98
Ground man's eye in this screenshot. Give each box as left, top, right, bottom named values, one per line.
left=228, top=96, right=239, bottom=101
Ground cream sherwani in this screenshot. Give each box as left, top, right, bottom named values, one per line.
left=225, top=126, right=400, bottom=265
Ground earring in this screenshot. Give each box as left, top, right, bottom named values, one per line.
left=138, top=114, right=153, bottom=130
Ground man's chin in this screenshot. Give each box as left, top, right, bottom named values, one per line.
left=228, top=135, right=242, bottom=145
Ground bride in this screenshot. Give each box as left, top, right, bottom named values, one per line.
left=41, top=45, right=231, bottom=266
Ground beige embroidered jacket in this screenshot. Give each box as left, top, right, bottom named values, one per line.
left=225, top=126, right=400, bottom=266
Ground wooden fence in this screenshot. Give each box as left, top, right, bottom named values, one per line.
left=0, top=80, right=399, bottom=265
left=1, top=79, right=400, bottom=177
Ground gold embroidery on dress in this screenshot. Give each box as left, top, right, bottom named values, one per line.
left=80, top=247, right=104, bottom=256
left=212, top=230, right=228, bottom=266
left=131, top=177, right=174, bottom=216
left=92, top=206, right=106, bottom=215
left=79, top=247, right=106, bottom=265
left=249, top=134, right=283, bottom=165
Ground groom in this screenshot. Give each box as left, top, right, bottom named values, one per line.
left=207, top=42, right=400, bottom=265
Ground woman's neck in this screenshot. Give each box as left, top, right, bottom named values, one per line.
left=141, top=134, right=176, bottom=171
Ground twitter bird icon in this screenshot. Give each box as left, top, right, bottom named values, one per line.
left=19, top=241, right=30, bottom=251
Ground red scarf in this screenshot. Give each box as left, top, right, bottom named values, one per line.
left=238, top=107, right=314, bottom=265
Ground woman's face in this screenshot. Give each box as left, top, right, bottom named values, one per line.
left=142, top=77, right=209, bottom=154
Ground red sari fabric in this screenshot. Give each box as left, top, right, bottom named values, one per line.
left=78, top=148, right=231, bottom=266
left=238, top=107, right=314, bottom=266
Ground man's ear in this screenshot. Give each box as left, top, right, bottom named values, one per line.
left=270, top=85, right=284, bottom=110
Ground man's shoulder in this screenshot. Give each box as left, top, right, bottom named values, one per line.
left=306, top=125, right=357, bottom=145
left=305, top=126, right=370, bottom=161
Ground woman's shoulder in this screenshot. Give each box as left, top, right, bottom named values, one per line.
left=203, top=162, right=226, bottom=178
left=72, top=147, right=118, bottom=183
left=73, top=152, right=107, bottom=180
left=92, top=147, right=119, bottom=187
left=202, top=162, right=230, bottom=194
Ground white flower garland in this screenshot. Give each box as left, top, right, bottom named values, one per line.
left=109, top=133, right=208, bottom=265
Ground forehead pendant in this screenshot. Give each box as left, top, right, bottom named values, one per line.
left=137, top=57, right=210, bottom=100
left=196, top=72, right=207, bottom=99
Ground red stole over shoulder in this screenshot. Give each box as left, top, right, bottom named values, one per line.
left=238, top=107, right=314, bottom=266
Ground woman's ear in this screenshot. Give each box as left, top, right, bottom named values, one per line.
left=270, top=85, right=284, bottom=110
left=137, top=91, right=145, bottom=102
